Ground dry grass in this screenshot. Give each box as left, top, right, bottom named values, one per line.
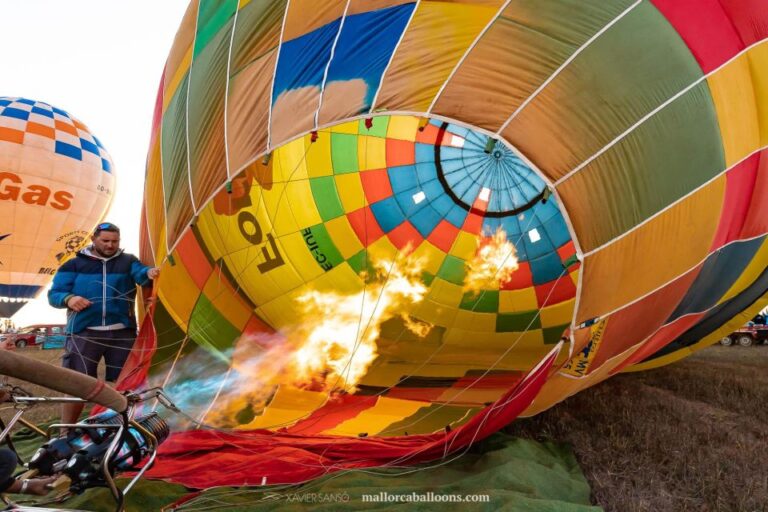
left=506, top=345, right=768, bottom=512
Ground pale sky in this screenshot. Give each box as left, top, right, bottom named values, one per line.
left=1, top=0, right=190, bottom=326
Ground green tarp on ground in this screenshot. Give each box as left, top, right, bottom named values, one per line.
left=5, top=430, right=601, bottom=511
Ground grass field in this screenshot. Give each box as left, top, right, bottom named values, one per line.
left=508, top=345, right=768, bottom=512
left=2, top=344, right=766, bottom=511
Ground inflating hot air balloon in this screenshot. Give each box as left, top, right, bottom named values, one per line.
left=131, top=0, right=768, bottom=487
left=0, top=97, right=115, bottom=318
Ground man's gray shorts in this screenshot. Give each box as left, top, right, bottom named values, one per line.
left=62, top=328, right=136, bottom=382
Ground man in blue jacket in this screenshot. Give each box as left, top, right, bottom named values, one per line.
left=48, top=222, right=159, bottom=424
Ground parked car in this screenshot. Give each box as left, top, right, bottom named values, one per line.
left=38, top=325, right=67, bottom=350
left=0, top=324, right=67, bottom=349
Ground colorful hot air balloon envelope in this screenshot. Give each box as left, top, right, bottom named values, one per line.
left=132, top=0, right=768, bottom=487
left=0, top=97, right=115, bottom=317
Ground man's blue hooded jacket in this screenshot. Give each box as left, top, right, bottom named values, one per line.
left=48, top=246, right=151, bottom=334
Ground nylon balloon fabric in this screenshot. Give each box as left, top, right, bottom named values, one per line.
left=130, top=0, right=768, bottom=487
left=0, top=97, right=115, bottom=317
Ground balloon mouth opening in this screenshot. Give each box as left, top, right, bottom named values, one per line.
left=154, top=113, right=577, bottom=432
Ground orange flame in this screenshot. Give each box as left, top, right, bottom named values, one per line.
left=289, top=253, right=430, bottom=391
left=205, top=250, right=433, bottom=426
left=463, top=228, right=519, bottom=295
left=401, top=313, right=433, bottom=338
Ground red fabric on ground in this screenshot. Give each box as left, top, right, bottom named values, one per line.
left=110, top=313, right=559, bottom=488
left=139, top=344, right=559, bottom=488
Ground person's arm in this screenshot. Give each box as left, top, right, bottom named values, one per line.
left=3, top=476, right=58, bottom=495
left=130, top=256, right=158, bottom=286
left=0, top=449, right=53, bottom=495
left=47, top=260, right=77, bottom=309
